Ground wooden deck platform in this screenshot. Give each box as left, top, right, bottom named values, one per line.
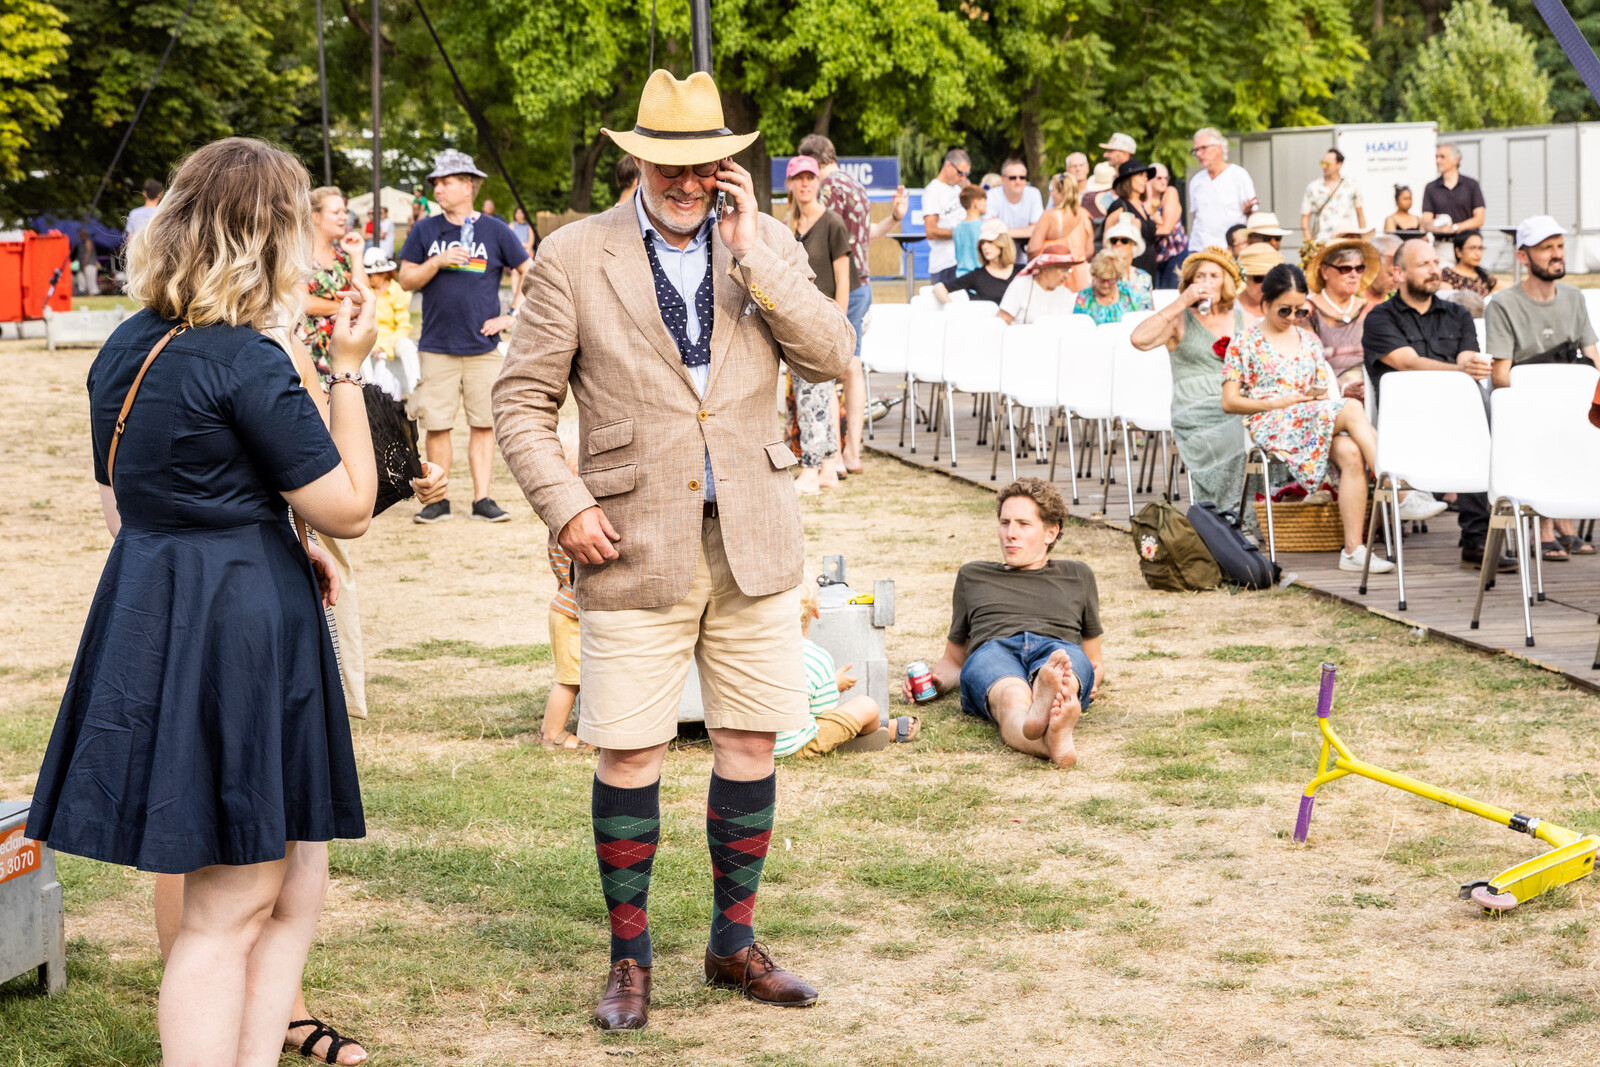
left=864, top=388, right=1600, bottom=694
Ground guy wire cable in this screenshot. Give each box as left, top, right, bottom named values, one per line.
left=90, top=0, right=199, bottom=215
left=409, top=0, right=537, bottom=248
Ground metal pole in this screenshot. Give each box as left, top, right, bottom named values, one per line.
left=316, top=0, right=331, bottom=185
left=689, top=0, right=712, bottom=73
left=371, top=0, right=382, bottom=250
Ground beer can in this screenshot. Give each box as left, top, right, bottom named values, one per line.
left=906, top=661, right=937, bottom=703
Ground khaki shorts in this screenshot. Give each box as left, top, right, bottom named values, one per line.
left=408, top=350, right=501, bottom=431
left=793, top=707, right=863, bottom=758
left=577, top=519, right=809, bottom=749
left=548, top=607, right=581, bottom=687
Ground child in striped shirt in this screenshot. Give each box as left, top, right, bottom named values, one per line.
left=774, top=584, right=919, bottom=758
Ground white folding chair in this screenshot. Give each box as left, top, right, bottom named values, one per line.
left=933, top=314, right=1006, bottom=468
left=1473, top=317, right=1488, bottom=355
left=1120, top=308, right=1155, bottom=329
left=1054, top=325, right=1117, bottom=507
left=1582, top=288, right=1600, bottom=334
left=996, top=324, right=1060, bottom=481
left=1508, top=363, right=1600, bottom=395
left=1474, top=387, right=1600, bottom=652
left=1152, top=289, right=1181, bottom=311
left=1110, top=335, right=1176, bottom=519
left=1359, top=371, right=1490, bottom=611
left=901, top=311, right=946, bottom=453
left=859, top=303, right=912, bottom=442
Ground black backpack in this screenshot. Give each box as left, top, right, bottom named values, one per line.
left=1187, top=502, right=1279, bottom=590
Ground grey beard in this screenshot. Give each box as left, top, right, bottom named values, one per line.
left=641, top=185, right=710, bottom=236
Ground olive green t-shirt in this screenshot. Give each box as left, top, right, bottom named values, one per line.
left=947, top=559, right=1104, bottom=652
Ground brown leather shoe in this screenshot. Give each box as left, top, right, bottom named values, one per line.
left=704, top=942, right=818, bottom=1007
left=594, top=958, right=651, bottom=1031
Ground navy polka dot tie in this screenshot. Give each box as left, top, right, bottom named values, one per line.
left=643, top=235, right=714, bottom=368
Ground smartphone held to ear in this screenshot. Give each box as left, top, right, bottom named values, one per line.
left=715, top=157, right=732, bottom=219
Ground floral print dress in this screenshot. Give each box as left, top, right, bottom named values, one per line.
left=295, top=245, right=353, bottom=378
left=1223, top=324, right=1346, bottom=492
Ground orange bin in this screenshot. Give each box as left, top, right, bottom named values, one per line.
left=20, top=232, right=72, bottom=318
left=0, top=242, right=21, bottom=322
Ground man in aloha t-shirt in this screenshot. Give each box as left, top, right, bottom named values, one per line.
left=399, top=149, right=530, bottom=524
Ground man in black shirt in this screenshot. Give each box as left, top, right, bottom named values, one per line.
left=1362, top=238, right=1510, bottom=571
left=901, top=479, right=1104, bottom=769
left=1420, top=143, right=1485, bottom=247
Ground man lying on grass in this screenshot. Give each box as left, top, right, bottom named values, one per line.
left=902, top=478, right=1103, bottom=768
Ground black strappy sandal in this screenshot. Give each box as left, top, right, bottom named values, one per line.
left=288, top=1017, right=364, bottom=1064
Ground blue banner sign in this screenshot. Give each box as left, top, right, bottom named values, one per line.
left=770, top=156, right=900, bottom=191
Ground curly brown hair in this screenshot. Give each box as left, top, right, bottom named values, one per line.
left=997, top=478, right=1066, bottom=550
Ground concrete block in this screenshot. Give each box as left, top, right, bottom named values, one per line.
left=44, top=307, right=128, bottom=350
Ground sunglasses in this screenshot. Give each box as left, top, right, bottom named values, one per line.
left=1326, top=263, right=1364, bottom=275
left=1247, top=274, right=1267, bottom=283
left=1004, top=175, right=1028, bottom=181
left=1274, top=306, right=1312, bottom=320
left=956, top=167, right=971, bottom=178
left=655, top=161, right=721, bottom=179
left=1108, top=237, right=1134, bottom=246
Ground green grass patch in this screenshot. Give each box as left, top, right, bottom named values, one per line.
left=378, top=638, right=552, bottom=665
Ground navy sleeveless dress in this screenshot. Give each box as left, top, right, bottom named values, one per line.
left=25, top=311, right=365, bottom=874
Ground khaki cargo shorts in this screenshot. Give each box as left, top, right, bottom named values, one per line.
left=408, top=350, right=501, bottom=431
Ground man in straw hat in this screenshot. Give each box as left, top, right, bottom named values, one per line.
left=493, top=69, right=852, bottom=1032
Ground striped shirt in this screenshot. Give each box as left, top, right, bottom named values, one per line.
left=548, top=544, right=578, bottom=619
left=774, top=639, right=839, bottom=758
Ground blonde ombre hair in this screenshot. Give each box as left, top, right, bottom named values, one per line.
left=986, top=231, right=1017, bottom=269
left=125, top=137, right=314, bottom=330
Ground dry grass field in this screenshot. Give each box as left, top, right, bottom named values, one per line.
left=2, top=338, right=1599, bottom=1065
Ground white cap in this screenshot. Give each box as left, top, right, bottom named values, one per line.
left=363, top=246, right=399, bottom=273
left=1099, top=132, right=1137, bottom=154
left=1516, top=215, right=1566, bottom=249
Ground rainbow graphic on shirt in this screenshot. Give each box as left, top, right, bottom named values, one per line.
left=426, top=238, right=489, bottom=272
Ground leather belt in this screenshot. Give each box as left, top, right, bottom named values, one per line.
left=703, top=501, right=719, bottom=519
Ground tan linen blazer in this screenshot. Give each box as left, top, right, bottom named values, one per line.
left=493, top=203, right=854, bottom=611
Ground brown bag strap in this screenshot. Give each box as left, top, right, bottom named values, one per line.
left=106, top=325, right=184, bottom=487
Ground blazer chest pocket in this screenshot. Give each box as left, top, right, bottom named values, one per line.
left=581, top=463, right=636, bottom=498
left=765, top=441, right=798, bottom=470
left=587, top=418, right=633, bottom=455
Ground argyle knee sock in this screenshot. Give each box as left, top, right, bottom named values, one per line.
left=593, top=776, right=660, bottom=966
left=705, top=769, right=777, bottom=958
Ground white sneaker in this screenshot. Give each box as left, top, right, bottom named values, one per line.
left=1396, top=490, right=1447, bottom=522
left=1340, top=545, right=1395, bottom=573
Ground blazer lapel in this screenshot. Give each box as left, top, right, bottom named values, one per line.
left=705, top=230, right=742, bottom=398
left=602, top=211, right=697, bottom=393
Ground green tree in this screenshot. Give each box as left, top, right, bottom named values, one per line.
left=2, top=0, right=313, bottom=222
left=0, top=0, right=70, bottom=183
left=1400, top=0, right=1552, bottom=129
left=1503, top=0, right=1600, bottom=122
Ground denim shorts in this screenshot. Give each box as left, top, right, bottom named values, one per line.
left=846, top=284, right=872, bottom=359
left=958, top=632, right=1095, bottom=722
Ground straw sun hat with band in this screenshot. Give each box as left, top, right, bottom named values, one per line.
left=1306, top=237, right=1379, bottom=294
left=602, top=70, right=759, bottom=166
left=1179, top=245, right=1242, bottom=289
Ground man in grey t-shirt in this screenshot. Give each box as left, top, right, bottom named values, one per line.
left=1487, top=216, right=1598, bottom=388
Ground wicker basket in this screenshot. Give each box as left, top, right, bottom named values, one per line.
left=1253, top=498, right=1373, bottom=553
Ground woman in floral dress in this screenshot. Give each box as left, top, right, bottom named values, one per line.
left=296, top=186, right=369, bottom=379
left=1222, top=264, right=1391, bottom=574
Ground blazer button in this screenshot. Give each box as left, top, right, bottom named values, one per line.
left=698, top=410, right=709, bottom=421
left=688, top=479, right=701, bottom=491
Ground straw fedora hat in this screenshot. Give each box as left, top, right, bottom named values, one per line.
left=1236, top=243, right=1284, bottom=278
left=602, top=70, right=759, bottom=166
left=1307, top=237, right=1379, bottom=293
left=1084, top=161, right=1117, bottom=194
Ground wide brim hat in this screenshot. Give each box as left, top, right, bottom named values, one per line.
left=1307, top=237, right=1379, bottom=293
left=1114, top=159, right=1157, bottom=183
left=1236, top=243, right=1285, bottom=278
left=1084, top=162, right=1117, bottom=194
left=1245, top=211, right=1288, bottom=237
left=603, top=69, right=760, bottom=166
left=1018, top=241, right=1081, bottom=277
left=1102, top=216, right=1146, bottom=260
left=1180, top=245, right=1242, bottom=288
left=363, top=247, right=399, bottom=274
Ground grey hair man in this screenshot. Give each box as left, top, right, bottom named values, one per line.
left=1187, top=127, right=1257, bottom=252
left=923, top=148, right=972, bottom=286
left=1421, top=143, right=1485, bottom=244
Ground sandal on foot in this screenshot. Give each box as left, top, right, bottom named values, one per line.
left=287, top=1018, right=365, bottom=1065
left=888, top=715, right=920, bottom=743
left=1560, top=534, right=1595, bottom=556
left=541, top=729, right=595, bottom=753
left=1542, top=540, right=1570, bottom=562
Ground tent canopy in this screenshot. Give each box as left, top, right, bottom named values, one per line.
left=346, top=186, right=418, bottom=219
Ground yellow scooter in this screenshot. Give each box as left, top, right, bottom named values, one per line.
left=1295, top=663, right=1597, bottom=912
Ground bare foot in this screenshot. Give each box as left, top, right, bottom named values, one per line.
left=1021, top=649, right=1073, bottom=741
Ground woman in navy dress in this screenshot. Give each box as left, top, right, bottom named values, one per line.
left=25, top=137, right=378, bottom=1067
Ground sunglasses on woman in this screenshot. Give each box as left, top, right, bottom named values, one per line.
left=1108, top=237, right=1134, bottom=246
left=1275, top=305, right=1311, bottom=320
left=655, top=161, right=722, bottom=179
left=1326, top=263, right=1364, bottom=275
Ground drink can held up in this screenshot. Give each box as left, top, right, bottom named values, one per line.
left=906, top=661, right=936, bottom=703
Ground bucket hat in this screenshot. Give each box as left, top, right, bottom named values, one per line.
left=426, top=149, right=486, bottom=184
